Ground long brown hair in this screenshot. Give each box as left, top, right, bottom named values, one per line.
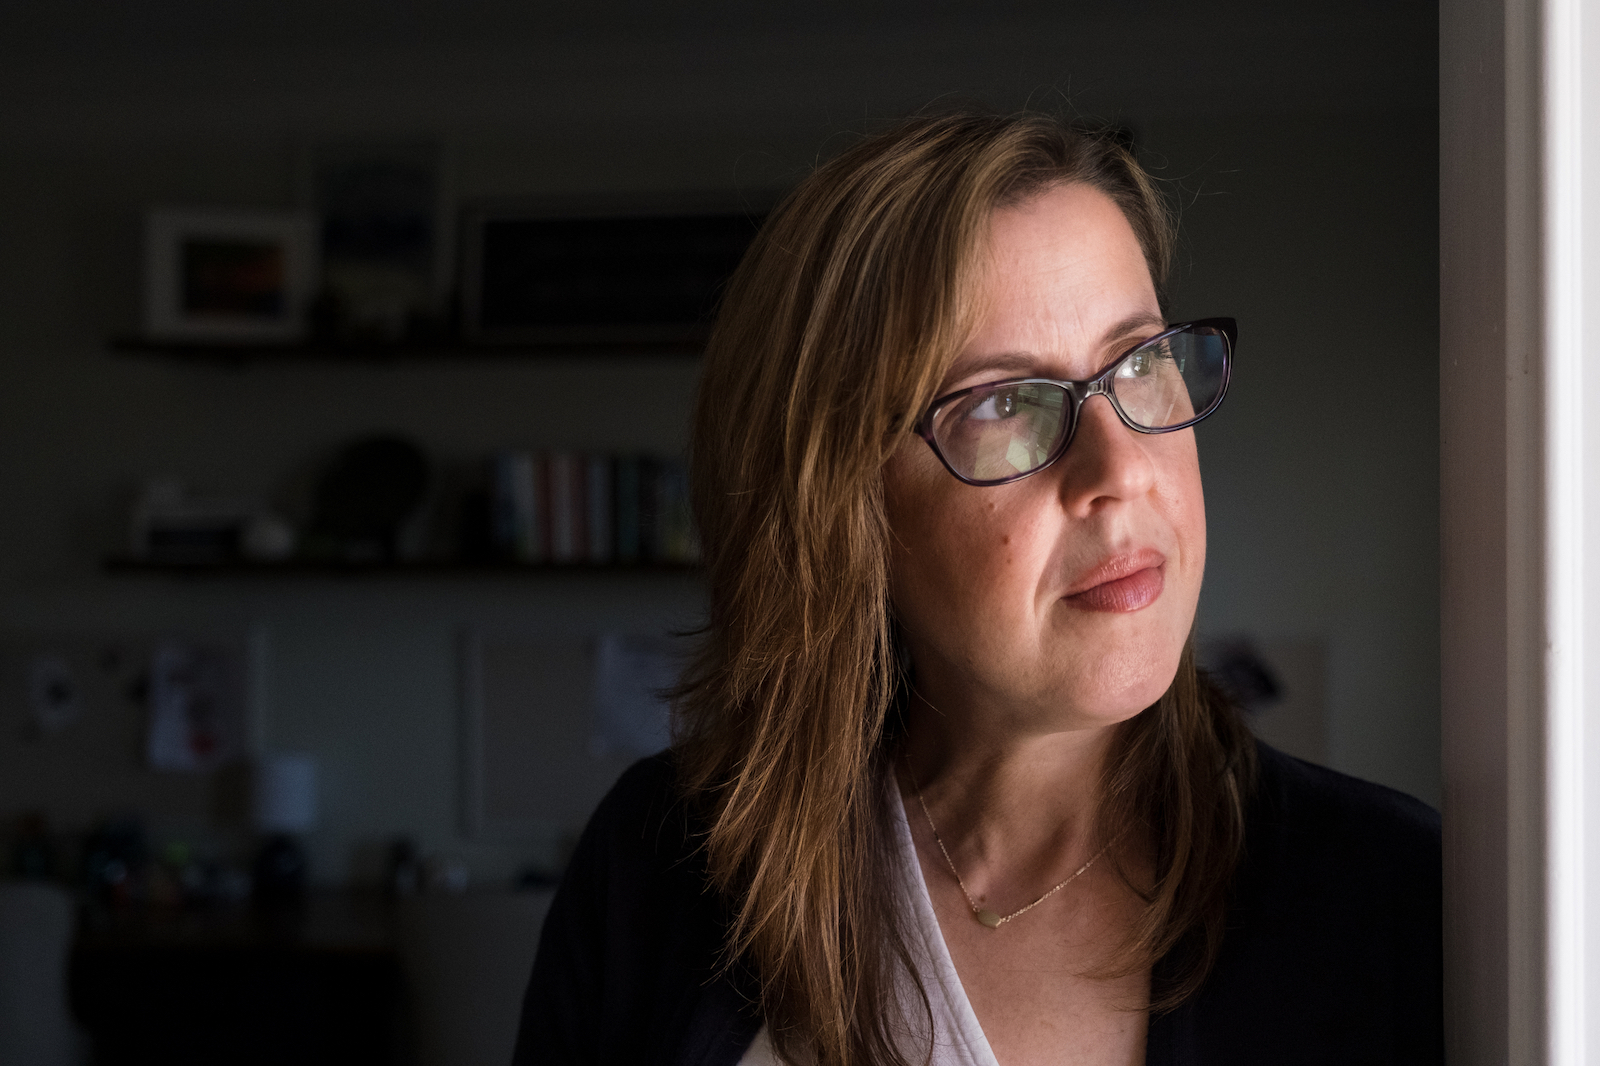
left=676, top=110, right=1256, bottom=1065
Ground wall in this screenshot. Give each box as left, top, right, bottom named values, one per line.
left=0, top=1, right=1440, bottom=886
left=1156, top=113, right=1442, bottom=802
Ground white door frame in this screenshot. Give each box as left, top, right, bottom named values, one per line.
left=1441, top=0, right=1600, bottom=1061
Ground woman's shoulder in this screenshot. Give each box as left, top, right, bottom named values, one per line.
left=549, top=749, right=724, bottom=931
left=513, top=752, right=762, bottom=1066
left=1150, top=740, right=1443, bottom=1065
left=585, top=750, right=693, bottom=846
left=1254, top=739, right=1446, bottom=832
left=1251, top=739, right=1440, bottom=851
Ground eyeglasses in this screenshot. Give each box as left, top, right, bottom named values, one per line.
left=915, top=318, right=1235, bottom=487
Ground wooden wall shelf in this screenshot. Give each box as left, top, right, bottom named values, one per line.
left=109, top=337, right=705, bottom=363
left=103, top=557, right=701, bottom=578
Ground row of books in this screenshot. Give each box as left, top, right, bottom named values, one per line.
left=489, top=452, right=699, bottom=565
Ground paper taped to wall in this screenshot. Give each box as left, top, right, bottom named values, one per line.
left=146, top=640, right=245, bottom=773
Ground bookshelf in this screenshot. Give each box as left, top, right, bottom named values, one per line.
left=109, top=337, right=705, bottom=363
left=103, top=557, right=700, bottom=578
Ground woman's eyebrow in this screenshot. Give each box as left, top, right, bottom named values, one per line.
left=945, top=312, right=1169, bottom=384
left=948, top=351, right=1038, bottom=379
left=1099, top=311, right=1168, bottom=351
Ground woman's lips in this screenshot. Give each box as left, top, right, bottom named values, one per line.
left=1062, top=550, right=1167, bottom=612
left=1065, top=565, right=1165, bottom=612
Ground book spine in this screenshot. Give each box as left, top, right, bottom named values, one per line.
left=640, top=457, right=661, bottom=562
left=657, top=460, right=692, bottom=563
left=614, top=456, right=641, bottom=564
left=492, top=451, right=548, bottom=563
left=517, top=452, right=548, bottom=563
left=640, top=457, right=691, bottom=563
left=586, top=454, right=614, bottom=564
left=571, top=454, right=587, bottom=562
left=548, top=453, right=580, bottom=563
left=490, top=452, right=513, bottom=556
left=510, top=452, right=533, bottom=561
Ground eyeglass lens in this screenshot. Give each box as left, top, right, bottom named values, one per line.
left=929, top=324, right=1230, bottom=484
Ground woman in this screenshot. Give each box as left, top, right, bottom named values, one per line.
left=515, top=112, right=1441, bottom=1065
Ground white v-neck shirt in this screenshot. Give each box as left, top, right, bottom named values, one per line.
left=736, top=779, right=1001, bottom=1066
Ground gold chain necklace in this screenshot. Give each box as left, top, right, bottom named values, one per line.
left=908, top=762, right=1115, bottom=930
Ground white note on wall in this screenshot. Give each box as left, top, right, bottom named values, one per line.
left=589, top=635, right=678, bottom=759
left=146, top=640, right=245, bottom=772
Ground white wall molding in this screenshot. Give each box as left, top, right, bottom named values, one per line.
left=1444, top=0, right=1600, bottom=1060
left=1540, top=0, right=1600, bottom=1059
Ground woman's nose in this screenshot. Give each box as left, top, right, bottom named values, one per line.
left=1055, top=394, right=1157, bottom=513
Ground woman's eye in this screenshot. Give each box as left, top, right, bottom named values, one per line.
left=968, top=389, right=1019, bottom=421
left=1120, top=351, right=1156, bottom=378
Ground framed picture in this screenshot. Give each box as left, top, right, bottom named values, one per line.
left=459, top=195, right=770, bottom=348
left=298, top=141, right=450, bottom=343
left=143, top=208, right=318, bottom=343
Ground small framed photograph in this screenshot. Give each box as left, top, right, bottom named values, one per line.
left=143, top=208, right=318, bottom=343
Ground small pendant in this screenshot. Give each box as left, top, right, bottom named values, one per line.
left=976, top=908, right=1002, bottom=928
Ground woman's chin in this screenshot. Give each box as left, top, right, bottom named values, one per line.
left=1043, top=662, right=1183, bottom=730
left=980, top=678, right=1174, bottom=738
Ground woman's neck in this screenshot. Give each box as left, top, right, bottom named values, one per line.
left=898, top=683, right=1122, bottom=897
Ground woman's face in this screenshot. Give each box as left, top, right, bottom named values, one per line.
left=885, top=183, right=1205, bottom=736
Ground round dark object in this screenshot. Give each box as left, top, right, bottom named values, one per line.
left=310, top=436, right=429, bottom=558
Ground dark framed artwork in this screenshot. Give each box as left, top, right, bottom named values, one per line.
left=459, top=197, right=769, bottom=348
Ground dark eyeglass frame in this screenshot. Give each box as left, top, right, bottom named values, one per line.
left=914, top=317, right=1236, bottom=487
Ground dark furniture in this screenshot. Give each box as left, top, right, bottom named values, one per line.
left=71, top=893, right=402, bottom=1066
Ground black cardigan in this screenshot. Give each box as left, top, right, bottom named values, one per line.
left=514, top=741, right=1442, bottom=1064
